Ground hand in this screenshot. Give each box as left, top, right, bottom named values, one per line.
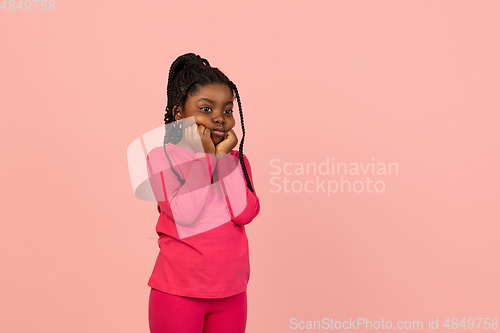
left=184, top=123, right=216, bottom=154
left=215, top=129, right=238, bottom=156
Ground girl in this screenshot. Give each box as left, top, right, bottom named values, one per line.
left=146, top=53, right=260, bottom=333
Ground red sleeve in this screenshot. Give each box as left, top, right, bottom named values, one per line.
left=217, top=152, right=260, bottom=226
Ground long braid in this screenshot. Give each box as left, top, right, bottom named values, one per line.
left=231, top=82, right=254, bottom=193
left=163, top=79, right=198, bottom=185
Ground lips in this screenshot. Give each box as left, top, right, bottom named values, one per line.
left=212, top=126, right=226, bottom=137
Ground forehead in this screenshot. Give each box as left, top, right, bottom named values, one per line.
left=190, top=84, right=234, bottom=102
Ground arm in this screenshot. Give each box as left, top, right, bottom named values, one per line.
left=147, top=148, right=218, bottom=225
left=217, top=152, right=260, bottom=226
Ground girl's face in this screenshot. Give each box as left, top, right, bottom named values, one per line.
left=174, top=83, right=235, bottom=146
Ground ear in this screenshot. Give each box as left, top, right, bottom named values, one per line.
left=173, top=106, right=182, bottom=121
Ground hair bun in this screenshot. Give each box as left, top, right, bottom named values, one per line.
left=185, top=54, right=210, bottom=67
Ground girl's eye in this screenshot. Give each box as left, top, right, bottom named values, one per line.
left=200, top=107, right=233, bottom=114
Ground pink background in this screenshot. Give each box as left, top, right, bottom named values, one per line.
left=1, top=1, right=499, bottom=332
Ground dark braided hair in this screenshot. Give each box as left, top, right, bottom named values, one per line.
left=163, top=53, right=255, bottom=193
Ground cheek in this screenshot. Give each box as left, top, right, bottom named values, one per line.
left=226, top=117, right=236, bottom=128
left=193, top=115, right=208, bottom=125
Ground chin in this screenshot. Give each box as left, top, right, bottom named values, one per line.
left=211, top=137, right=221, bottom=146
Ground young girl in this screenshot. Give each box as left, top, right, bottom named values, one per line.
left=146, top=53, right=260, bottom=333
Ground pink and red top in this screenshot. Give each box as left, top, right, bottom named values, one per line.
left=146, top=143, right=260, bottom=298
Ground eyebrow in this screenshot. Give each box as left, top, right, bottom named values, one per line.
left=197, top=98, right=233, bottom=105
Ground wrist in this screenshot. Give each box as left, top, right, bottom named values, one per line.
left=215, top=153, right=227, bottom=159
left=202, top=146, right=215, bottom=154
left=215, top=147, right=228, bottom=156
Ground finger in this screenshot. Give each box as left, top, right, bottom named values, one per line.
left=191, top=124, right=198, bottom=139
left=227, top=129, right=236, bottom=138
left=196, top=124, right=204, bottom=135
left=197, top=124, right=206, bottom=137
left=203, top=126, right=211, bottom=138
left=188, top=124, right=194, bottom=140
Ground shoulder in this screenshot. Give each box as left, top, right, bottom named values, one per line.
left=147, top=144, right=190, bottom=159
left=146, top=146, right=166, bottom=160
left=228, top=149, right=247, bottom=159
left=228, top=149, right=252, bottom=165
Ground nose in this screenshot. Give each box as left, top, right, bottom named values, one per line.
left=212, top=109, right=226, bottom=124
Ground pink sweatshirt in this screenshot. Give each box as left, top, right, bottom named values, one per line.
left=146, top=143, right=260, bottom=298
